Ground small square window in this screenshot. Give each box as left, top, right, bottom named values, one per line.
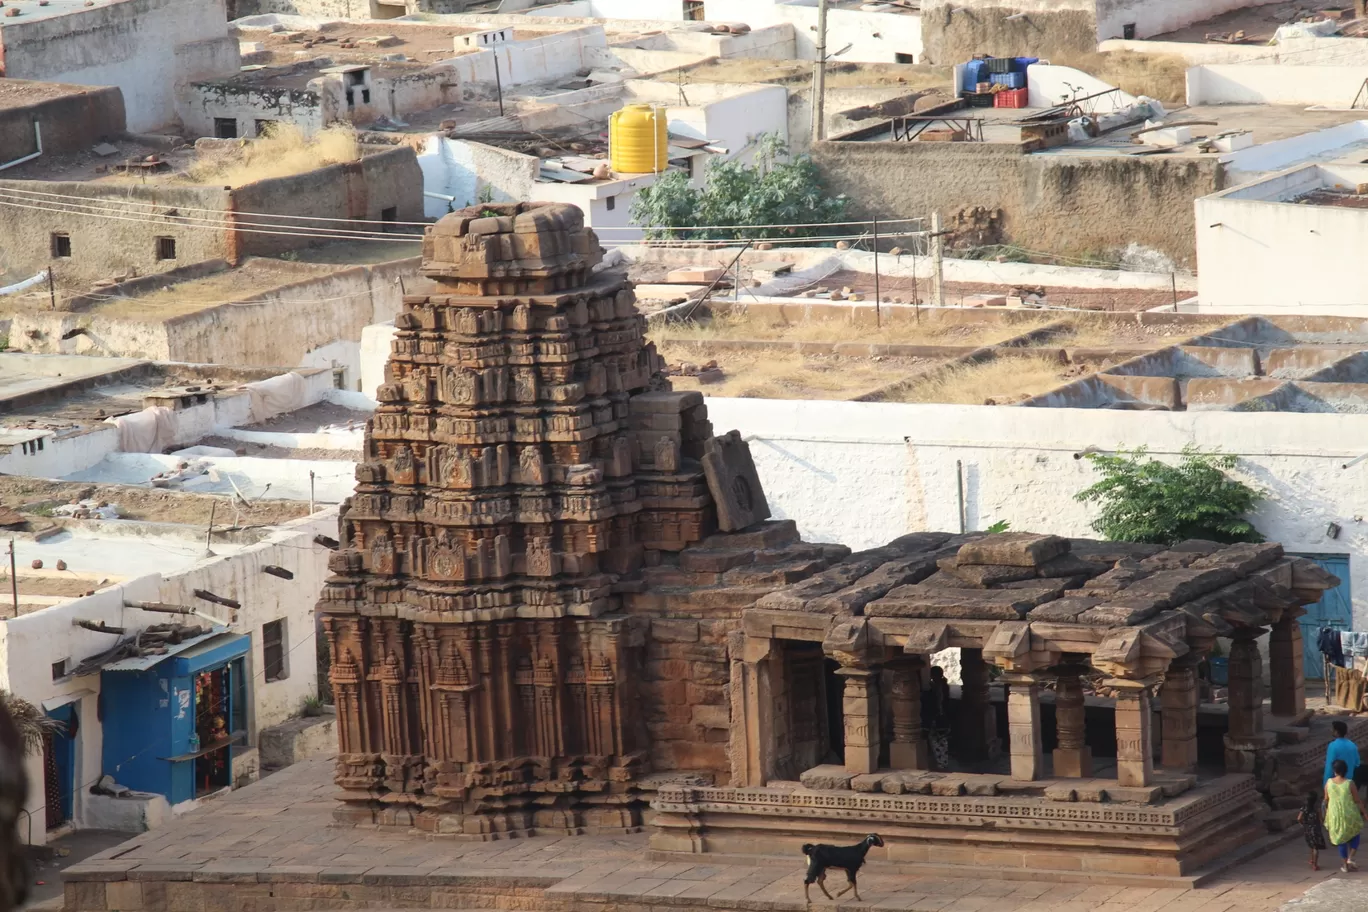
left=263, top=619, right=288, bottom=682
left=52, top=659, right=67, bottom=681
left=381, top=206, right=397, bottom=232
left=895, top=52, right=915, bottom=64
left=214, top=118, right=238, bottom=139
left=361, top=89, right=371, bottom=104
left=156, top=237, right=176, bottom=260
left=1122, top=22, right=1136, bottom=39
left=606, top=195, right=616, bottom=211
left=51, top=233, right=71, bottom=258
left=254, top=119, right=277, bottom=137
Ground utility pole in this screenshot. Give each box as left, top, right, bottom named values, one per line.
left=8, top=540, right=17, bottom=618
left=873, top=214, right=881, bottom=329
left=930, top=211, right=946, bottom=308
left=46, top=267, right=55, bottom=310
left=811, top=0, right=829, bottom=145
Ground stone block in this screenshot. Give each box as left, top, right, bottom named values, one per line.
left=936, top=558, right=1036, bottom=588
left=692, top=704, right=729, bottom=729
left=1106, top=784, right=1162, bottom=804
left=680, top=549, right=755, bottom=572
left=799, top=764, right=853, bottom=790
left=1027, top=596, right=1101, bottom=622
left=1120, top=567, right=1239, bottom=607
left=931, top=777, right=967, bottom=796
left=652, top=619, right=700, bottom=642
left=106, top=881, right=144, bottom=911
left=1044, top=785, right=1077, bottom=801
left=850, top=773, right=887, bottom=792
left=1077, top=597, right=1166, bottom=626
left=881, top=772, right=933, bottom=794
left=955, top=533, right=1069, bottom=568
left=1074, top=782, right=1107, bottom=802
left=701, top=431, right=771, bottom=532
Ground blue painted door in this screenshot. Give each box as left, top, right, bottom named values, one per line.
left=1297, top=554, right=1352, bottom=679
left=45, top=703, right=77, bottom=824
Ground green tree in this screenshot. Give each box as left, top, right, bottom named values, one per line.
left=1074, top=446, right=1263, bottom=545
left=630, top=133, right=847, bottom=241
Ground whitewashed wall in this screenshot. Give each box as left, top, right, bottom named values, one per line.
left=1196, top=164, right=1368, bottom=316
left=704, top=398, right=1368, bottom=630
left=1102, top=36, right=1368, bottom=67
left=1187, top=65, right=1368, bottom=107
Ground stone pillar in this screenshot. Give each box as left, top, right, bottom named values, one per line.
left=1003, top=673, right=1044, bottom=781
left=1052, top=668, right=1092, bottom=778
left=837, top=665, right=880, bottom=775
left=1269, top=616, right=1306, bottom=719
left=1112, top=680, right=1154, bottom=787
left=1160, top=657, right=1200, bottom=773
left=889, top=659, right=928, bottom=770
left=955, top=648, right=997, bottom=762
left=1224, top=630, right=1276, bottom=773
left=739, top=636, right=778, bottom=787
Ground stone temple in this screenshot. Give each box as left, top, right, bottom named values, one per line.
left=318, top=201, right=1341, bottom=877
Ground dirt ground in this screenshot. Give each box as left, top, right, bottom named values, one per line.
left=0, top=477, right=312, bottom=527
left=196, top=435, right=361, bottom=462
left=243, top=401, right=373, bottom=433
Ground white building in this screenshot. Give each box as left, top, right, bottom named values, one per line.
left=0, top=0, right=240, bottom=132
left=2, top=511, right=334, bottom=842
left=418, top=81, right=790, bottom=235
left=1196, top=162, right=1368, bottom=316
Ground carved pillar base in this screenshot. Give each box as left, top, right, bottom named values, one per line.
left=1052, top=668, right=1092, bottom=778
left=1111, top=680, right=1155, bottom=788
left=837, top=666, right=880, bottom=776
left=889, top=658, right=929, bottom=771
left=1004, top=673, right=1044, bottom=782
left=1160, top=658, right=1200, bottom=773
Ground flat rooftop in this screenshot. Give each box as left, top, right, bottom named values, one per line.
left=0, top=0, right=126, bottom=27
left=1149, top=3, right=1362, bottom=44
left=842, top=103, right=1368, bottom=159
left=234, top=20, right=567, bottom=68
left=0, top=79, right=104, bottom=110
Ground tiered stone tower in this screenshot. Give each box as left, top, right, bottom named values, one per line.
left=318, top=203, right=715, bottom=837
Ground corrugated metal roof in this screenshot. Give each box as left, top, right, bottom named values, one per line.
left=102, top=627, right=231, bottom=673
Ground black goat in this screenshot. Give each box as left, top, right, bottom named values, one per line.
left=800, top=834, right=884, bottom=902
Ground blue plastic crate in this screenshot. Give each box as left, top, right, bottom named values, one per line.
left=990, top=71, right=1026, bottom=89
left=961, top=60, right=988, bottom=92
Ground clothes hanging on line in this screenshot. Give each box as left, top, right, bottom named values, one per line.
left=1343, top=630, right=1368, bottom=658
left=1321, top=627, right=1347, bottom=668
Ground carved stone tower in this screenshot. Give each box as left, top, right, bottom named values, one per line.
left=318, top=202, right=716, bottom=837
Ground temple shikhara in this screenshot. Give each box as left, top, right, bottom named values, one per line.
left=317, top=201, right=1341, bottom=877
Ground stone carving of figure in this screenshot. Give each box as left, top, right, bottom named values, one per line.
left=444, top=367, right=478, bottom=405
left=654, top=436, right=680, bottom=473
left=514, top=369, right=538, bottom=403
left=519, top=446, right=547, bottom=486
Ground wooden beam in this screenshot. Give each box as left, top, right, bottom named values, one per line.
left=193, top=589, right=240, bottom=610
left=73, top=619, right=124, bottom=634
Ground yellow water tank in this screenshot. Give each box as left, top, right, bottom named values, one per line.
left=610, top=104, right=667, bottom=174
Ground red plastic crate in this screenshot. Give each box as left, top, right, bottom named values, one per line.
left=994, top=87, right=1028, bottom=109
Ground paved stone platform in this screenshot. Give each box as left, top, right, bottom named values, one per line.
left=60, top=757, right=1349, bottom=912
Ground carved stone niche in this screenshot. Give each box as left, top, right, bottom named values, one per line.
left=701, top=430, right=771, bottom=532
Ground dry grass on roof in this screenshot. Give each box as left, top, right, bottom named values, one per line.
left=885, top=354, right=1076, bottom=405
left=656, top=342, right=934, bottom=400
left=652, top=309, right=1053, bottom=347
left=180, top=124, right=361, bottom=188
left=1051, top=50, right=1189, bottom=105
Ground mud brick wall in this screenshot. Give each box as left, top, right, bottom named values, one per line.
left=811, top=139, right=1223, bottom=268
left=919, top=1, right=1098, bottom=64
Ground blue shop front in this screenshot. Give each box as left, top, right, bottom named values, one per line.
left=101, top=630, right=250, bottom=805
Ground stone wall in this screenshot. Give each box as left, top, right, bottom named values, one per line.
left=811, top=139, right=1223, bottom=267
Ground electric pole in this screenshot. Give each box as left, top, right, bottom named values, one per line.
left=811, top=0, right=829, bottom=145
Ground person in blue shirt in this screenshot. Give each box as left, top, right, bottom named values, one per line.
left=1325, top=720, right=1360, bottom=787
